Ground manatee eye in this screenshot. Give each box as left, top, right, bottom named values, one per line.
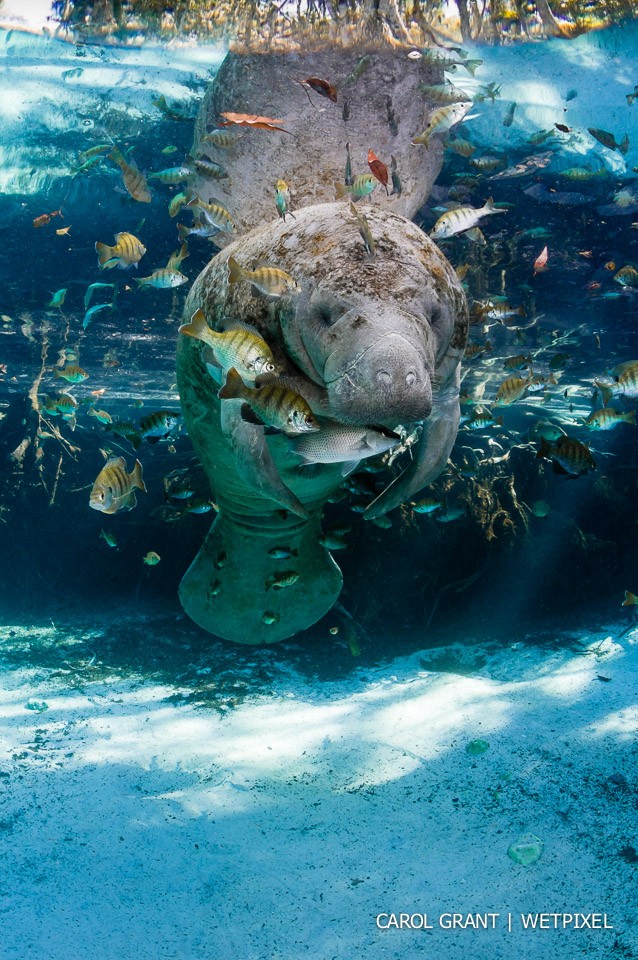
left=377, top=371, right=392, bottom=385
left=406, top=372, right=416, bottom=386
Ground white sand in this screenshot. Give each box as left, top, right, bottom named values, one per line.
left=0, top=619, right=636, bottom=959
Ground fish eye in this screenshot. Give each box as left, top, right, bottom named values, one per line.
left=265, top=362, right=275, bottom=372
left=82, top=118, right=94, bottom=128
left=605, top=261, right=616, bottom=270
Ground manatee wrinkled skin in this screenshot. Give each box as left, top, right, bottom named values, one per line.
left=176, top=201, right=467, bottom=642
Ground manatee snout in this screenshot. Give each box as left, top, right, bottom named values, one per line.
left=325, top=332, right=433, bottom=428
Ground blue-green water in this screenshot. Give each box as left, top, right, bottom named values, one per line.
left=0, top=8, right=637, bottom=957
left=0, top=20, right=636, bottom=643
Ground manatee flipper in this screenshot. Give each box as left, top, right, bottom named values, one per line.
left=364, top=353, right=462, bottom=519
left=221, top=401, right=309, bottom=518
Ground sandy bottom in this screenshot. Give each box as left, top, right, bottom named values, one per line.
left=0, top=616, right=636, bottom=960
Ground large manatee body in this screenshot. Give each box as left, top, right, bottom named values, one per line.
left=176, top=201, right=467, bottom=643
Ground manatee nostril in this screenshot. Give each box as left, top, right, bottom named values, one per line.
left=406, top=372, right=416, bottom=387
left=376, top=370, right=392, bottom=385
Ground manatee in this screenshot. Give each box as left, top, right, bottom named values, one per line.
left=176, top=201, right=467, bottom=643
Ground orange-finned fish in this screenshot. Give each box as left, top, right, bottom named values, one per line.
left=367, top=149, right=389, bottom=195
left=33, top=209, right=62, bottom=228
left=534, top=245, right=548, bottom=275
left=622, top=590, right=638, bottom=606
left=292, top=75, right=338, bottom=104
left=219, top=112, right=291, bottom=134
left=109, top=146, right=151, bottom=203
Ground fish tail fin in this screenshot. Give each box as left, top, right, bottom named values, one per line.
left=536, top=436, right=551, bottom=459
left=179, top=308, right=211, bottom=344
left=464, top=59, right=482, bottom=76
left=227, top=256, right=243, bottom=284
left=625, top=410, right=637, bottom=424
left=131, top=459, right=146, bottom=493
left=218, top=367, right=246, bottom=401
left=495, top=415, right=504, bottom=426
left=334, top=182, right=348, bottom=199
left=484, top=197, right=505, bottom=214
left=95, top=241, right=114, bottom=265
left=595, top=381, right=613, bottom=406
left=622, top=590, right=637, bottom=606
left=108, top=146, right=124, bottom=167
left=177, top=223, right=190, bottom=241
left=54, top=368, right=62, bottom=378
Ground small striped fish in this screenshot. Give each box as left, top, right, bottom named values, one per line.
left=335, top=173, right=377, bottom=201
left=148, top=164, right=192, bottom=184
left=495, top=374, right=533, bottom=406
left=447, top=136, right=476, bottom=157
left=202, top=129, right=239, bottom=149
left=584, top=408, right=635, bottom=431
left=185, top=197, right=235, bottom=232
left=536, top=436, right=596, bottom=476
left=55, top=364, right=88, bottom=383
left=227, top=257, right=300, bottom=299
left=412, top=101, right=472, bottom=148
left=611, top=360, right=638, bottom=398
left=89, top=456, right=146, bottom=514
left=430, top=197, right=506, bottom=240
left=218, top=367, right=318, bottom=435
left=179, top=308, right=276, bottom=381
left=139, top=410, right=180, bottom=440
left=135, top=268, right=187, bottom=289
left=418, top=83, right=471, bottom=105
left=168, top=191, right=191, bottom=218
left=95, top=231, right=146, bottom=269
left=190, top=156, right=229, bottom=179
left=109, top=147, right=151, bottom=203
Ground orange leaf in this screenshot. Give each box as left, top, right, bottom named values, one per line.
left=219, top=112, right=290, bottom=133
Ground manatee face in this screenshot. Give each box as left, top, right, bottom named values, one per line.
left=291, top=291, right=438, bottom=430
left=324, top=330, right=434, bottom=428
